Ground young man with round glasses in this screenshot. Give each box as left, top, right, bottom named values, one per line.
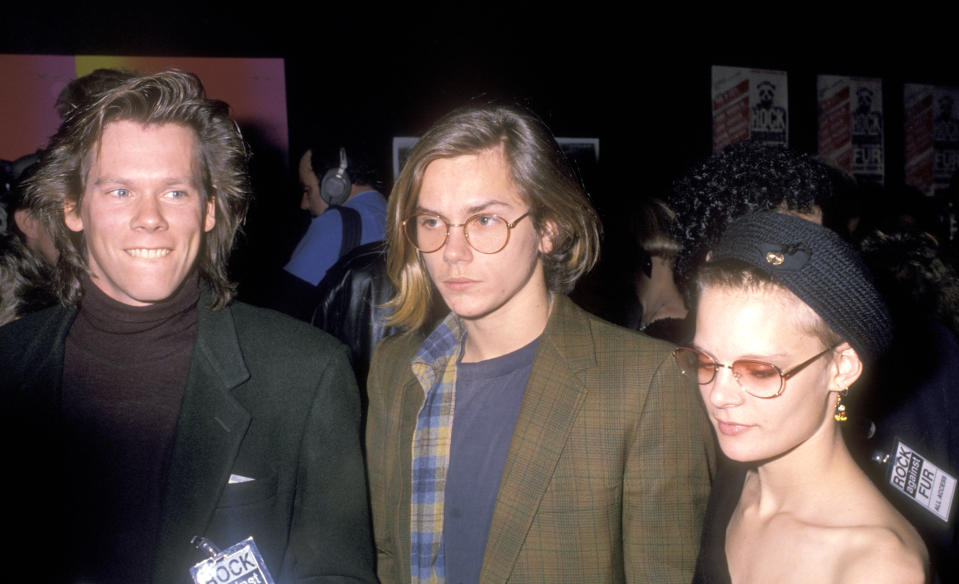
left=365, top=104, right=714, bottom=583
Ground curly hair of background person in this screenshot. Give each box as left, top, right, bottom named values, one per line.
left=667, top=140, right=833, bottom=292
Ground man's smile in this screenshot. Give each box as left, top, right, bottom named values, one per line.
left=125, top=248, right=172, bottom=258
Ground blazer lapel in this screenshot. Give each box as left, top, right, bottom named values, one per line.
left=153, top=300, right=252, bottom=582
left=18, top=306, right=76, bottom=417
left=480, top=296, right=594, bottom=581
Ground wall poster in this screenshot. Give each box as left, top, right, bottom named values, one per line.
left=711, top=66, right=788, bottom=153
left=818, top=75, right=885, bottom=184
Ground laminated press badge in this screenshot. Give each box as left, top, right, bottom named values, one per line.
left=190, top=536, right=276, bottom=584
left=880, top=438, right=957, bottom=524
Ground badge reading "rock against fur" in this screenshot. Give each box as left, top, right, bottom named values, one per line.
left=889, top=439, right=957, bottom=523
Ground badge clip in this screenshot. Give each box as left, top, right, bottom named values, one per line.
left=190, top=536, right=276, bottom=584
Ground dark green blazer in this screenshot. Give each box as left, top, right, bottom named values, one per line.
left=366, top=295, right=715, bottom=583
left=0, top=297, right=376, bottom=583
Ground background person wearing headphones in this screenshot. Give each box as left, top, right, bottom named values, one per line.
left=285, top=143, right=388, bottom=286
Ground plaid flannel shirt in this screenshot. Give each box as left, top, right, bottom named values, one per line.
left=409, top=313, right=466, bottom=584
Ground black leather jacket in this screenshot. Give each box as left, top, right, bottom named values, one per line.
left=312, top=241, right=399, bottom=389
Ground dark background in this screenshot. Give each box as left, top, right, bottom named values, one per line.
left=6, top=9, right=954, bottom=193
left=4, top=7, right=955, bottom=305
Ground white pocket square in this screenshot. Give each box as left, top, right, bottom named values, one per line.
left=228, top=474, right=255, bottom=484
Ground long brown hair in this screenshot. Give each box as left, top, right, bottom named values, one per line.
left=385, top=103, right=601, bottom=331
left=24, top=70, right=252, bottom=309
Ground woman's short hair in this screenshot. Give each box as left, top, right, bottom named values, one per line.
left=630, top=197, right=681, bottom=275
left=632, top=198, right=679, bottom=255
left=385, top=103, right=601, bottom=331
left=695, top=259, right=844, bottom=352
left=23, top=70, right=252, bottom=309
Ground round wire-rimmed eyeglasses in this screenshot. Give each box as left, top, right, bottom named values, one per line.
left=672, top=345, right=838, bottom=399
left=402, top=211, right=531, bottom=254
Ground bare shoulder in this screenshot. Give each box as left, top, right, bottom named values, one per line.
left=739, top=474, right=929, bottom=584
left=833, top=521, right=928, bottom=584
left=828, top=473, right=929, bottom=584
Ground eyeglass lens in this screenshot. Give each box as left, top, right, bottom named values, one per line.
left=405, top=213, right=513, bottom=254
left=673, top=347, right=784, bottom=398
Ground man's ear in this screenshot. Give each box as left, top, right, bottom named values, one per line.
left=829, top=342, right=863, bottom=394
left=538, top=219, right=558, bottom=254
left=63, top=200, right=84, bottom=233
left=204, top=197, right=216, bottom=232
left=14, top=208, right=44, bottom=239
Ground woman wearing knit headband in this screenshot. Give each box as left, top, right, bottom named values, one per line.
left=676, top=212, right=928, bottom=583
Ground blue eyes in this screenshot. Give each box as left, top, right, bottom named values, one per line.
left=107, top=189, right=189, bottom=199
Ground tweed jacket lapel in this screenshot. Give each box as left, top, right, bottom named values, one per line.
left=153, top=299, right=253, bottom=582
left=372, top=333, right=427, bottom=581
left=479, top=296, right=592, bottom=581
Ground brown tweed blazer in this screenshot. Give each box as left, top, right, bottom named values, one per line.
left=366, top=295, right=715, bottom=583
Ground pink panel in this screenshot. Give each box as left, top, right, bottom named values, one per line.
left=77, top=56, right=288, bottom=157
left=0, top=54, right=76, bottom=160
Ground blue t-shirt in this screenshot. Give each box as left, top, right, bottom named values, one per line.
left=284, top=190, right=387, bottom=285
left=442, top=337, right=539, bottom=584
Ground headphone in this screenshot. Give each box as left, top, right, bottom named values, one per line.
left=320, top=147, right=352, bottom=207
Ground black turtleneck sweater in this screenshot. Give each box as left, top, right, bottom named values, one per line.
left=61, top=276, right=199, bottom=582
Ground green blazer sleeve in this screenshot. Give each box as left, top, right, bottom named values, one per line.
left=624, top=341, right=716, bottom=581
left=480, top=296, right=714, bottom=582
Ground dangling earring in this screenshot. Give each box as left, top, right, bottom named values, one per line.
left=834, top=389, right=849, bottom=422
